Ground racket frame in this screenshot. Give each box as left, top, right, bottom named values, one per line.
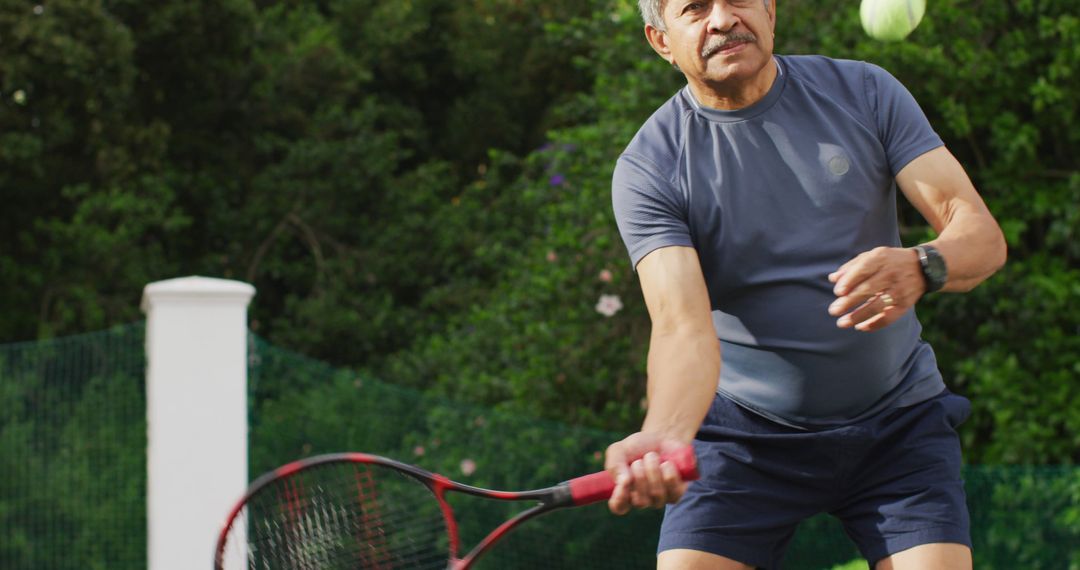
left=216, top=452, right=581, bottom=570
left=216, top=448, right=697, bottom=569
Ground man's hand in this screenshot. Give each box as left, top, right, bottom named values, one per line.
left=604, top=432, right=693, bottom=515
left=828, top=246, right=926, bottom=332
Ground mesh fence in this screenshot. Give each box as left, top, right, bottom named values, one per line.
left=0, top=324, right=1076, bottom=569
left=247, top=338, right=1080, bottom=570
left=0, top=323, right=147, bottom=570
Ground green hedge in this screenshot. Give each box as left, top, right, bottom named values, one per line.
left=4, top=1, right=1075, bottom=465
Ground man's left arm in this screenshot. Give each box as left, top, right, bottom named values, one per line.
left=828, top=146, right=1008, bottom=332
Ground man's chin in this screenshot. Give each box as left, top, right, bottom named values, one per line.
left=702, top=61, right=756, bottom=82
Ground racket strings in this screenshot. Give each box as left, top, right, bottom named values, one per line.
left=354, top=468, right=392, bottom=568
left=220, top=462, right=451, bottom=569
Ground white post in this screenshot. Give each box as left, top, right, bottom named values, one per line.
left=141, top=276, right=255, bottom=570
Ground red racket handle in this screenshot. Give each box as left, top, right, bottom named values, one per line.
left=566, top=445, right=699, bottom=506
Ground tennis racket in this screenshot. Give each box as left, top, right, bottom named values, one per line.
left=214, top=447, right=698, bottom=569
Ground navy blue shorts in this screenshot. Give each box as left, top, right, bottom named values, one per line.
left=658, top=390, right=972, bottom=569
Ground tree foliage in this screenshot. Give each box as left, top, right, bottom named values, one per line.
left=1, top=0, right=1076, bottom=465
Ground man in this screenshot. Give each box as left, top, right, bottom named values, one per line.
left=603, top=1, right=1006, bottom=569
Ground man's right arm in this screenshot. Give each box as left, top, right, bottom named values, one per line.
left=606, top=245, right=720, bottom=515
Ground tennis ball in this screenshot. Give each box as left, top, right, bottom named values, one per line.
left=860, top=0, right=926, bottom=41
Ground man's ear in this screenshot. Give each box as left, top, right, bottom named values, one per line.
left=644, top=24, right=674, bottom=66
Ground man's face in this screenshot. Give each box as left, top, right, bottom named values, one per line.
left=650, top=0, right=776, bottom=86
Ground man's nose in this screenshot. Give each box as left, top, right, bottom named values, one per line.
left=706, top=1, right=740, bottom=33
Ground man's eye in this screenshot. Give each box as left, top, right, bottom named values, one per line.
left=682, top=2, right=704, bottom=14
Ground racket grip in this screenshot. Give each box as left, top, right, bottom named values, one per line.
left=567, top=445, right=699, bottom=506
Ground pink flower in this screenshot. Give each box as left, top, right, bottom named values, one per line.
left=595, top=294, right=623, bottom=317
left=413, top=445, right=425, bottom=457
left=460, top=459, right=477, bottom=476
left=546, top=250, right=558, bottom=262
left=598, top=269, right=613, bottom=283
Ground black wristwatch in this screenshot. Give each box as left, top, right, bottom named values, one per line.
left=914, top=245, right=947, bottom=293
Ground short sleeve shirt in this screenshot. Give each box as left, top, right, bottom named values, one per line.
left=612, top=55, right=946, bottom=428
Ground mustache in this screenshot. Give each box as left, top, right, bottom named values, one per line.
left=701, top=32, right=758, bottom=58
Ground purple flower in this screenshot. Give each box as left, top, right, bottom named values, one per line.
left=549, top=174, right=565, bottom=186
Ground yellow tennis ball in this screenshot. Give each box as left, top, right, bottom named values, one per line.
left=860, top=0, right=926, bottom=41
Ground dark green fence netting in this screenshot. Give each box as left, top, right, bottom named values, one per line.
left=0, top=325, right=1075, bottom=569
left=0, top=324, right=147, bottom=569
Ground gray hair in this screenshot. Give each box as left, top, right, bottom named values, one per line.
left=638, top=0, right=771, bottom=32
left=638, top=0, right=666, bottom=31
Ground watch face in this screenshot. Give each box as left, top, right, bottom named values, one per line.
left=921, top=246, right=947, bottom=292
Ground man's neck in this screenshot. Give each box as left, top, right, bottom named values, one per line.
left=688, top=57, right=779, bottom=111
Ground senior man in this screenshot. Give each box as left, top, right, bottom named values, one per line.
left=603, top=1, right=1006, bottom=569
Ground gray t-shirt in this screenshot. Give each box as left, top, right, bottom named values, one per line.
left=612, top=55, right=946, bottom=428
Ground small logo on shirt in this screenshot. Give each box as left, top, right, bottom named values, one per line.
left=828, top=154, right=850, bottom=176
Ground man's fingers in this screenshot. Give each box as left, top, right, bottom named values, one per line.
left=603, top=433, right=694, bottom=514
left=661, top=460, right=688, bottom=502
left=830, top=248, right=875, bottom=287
left=629, top=458, right=650, bottom=508
left=830, top=291, right=870, bottom=317
left=604, top=440, right=634, bottom=515
left=608, top=471, right=632, bottom=515
left=855, top=309, right=898, bottom=332
left=831, top=249, right=881, bottom=296
left=627, top=453, right=685, bottom=510
left=836, top=291, right=893, bottom=326
left=831, top=269, right=903, bottom=316
left=832, top=246, right=919, bottom=299
left=604, top=442, right=626, bottom=474
left=830, top=247, right=927, bottom=328
left=642, top=452, right=666, bottom=508
left=830, top=269, right=884, bottom=316
left=830, top=281, right=888, bottom=317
